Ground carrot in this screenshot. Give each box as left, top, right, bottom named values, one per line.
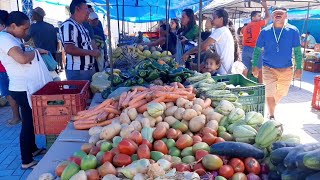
left=118, top=92, right=127, bottom=109
left=122, top=88, right=138, bottom=107
left=96, top=119, right=113, bottom=127
left=172, top=82, right=178, bottom=89
left=187, top=94, right=196, bottom=101
left=177, top=83, right=185, bottom=88
left=135, top=86, right=147, bottom=91
left=128, top=99, right=148, bottom=109
left=74, top=123, right=96, bottom=130
left=162, top=98, right=177, bottom=103
left=166, top=94, right=186, bottom=99
left=128, top=92, right=148, bottom=106
left=145, top=93, right=153, bottom=102
left=104, top=107, right=121, bottom=115
left=204, top=98, right=212, bottom=108
left=76, top=109, right=90, bottom=116
left=93, top=99, right=113, bottom=111
left=74, top=119, right=96, bottom=125
left=95, top=111, right=108, bottom=123
left=170, top=90, right=190, bottom=95
left=112, top=102, right=119, bottom=109
left=137, top=103, right=148, bottom=113
left=107, top=113, right=115, bottom=119
left=151, top=95, right=167, bottom=103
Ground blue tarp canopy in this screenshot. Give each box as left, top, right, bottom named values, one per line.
left=35, top=0, right=212, bottom=22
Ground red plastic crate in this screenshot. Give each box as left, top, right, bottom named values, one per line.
left=32, top=80, right=90, bottom=135
left=312, top=76, right=320, bottom=110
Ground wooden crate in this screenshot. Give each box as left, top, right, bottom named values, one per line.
left=304, top=60, right=320, bottom=73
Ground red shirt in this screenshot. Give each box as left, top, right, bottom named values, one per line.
left=0, top=62, right=6, bottom=73
left=242, top=20, right=266, bottom=47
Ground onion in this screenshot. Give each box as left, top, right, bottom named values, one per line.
left=247, top=173, right=261, bottom=180
left=260, top=163, right=270, bottom=174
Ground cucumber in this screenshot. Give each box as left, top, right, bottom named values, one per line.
left=284, top=143, right=320, bottom=169
left=306, top=172, right=320, bottom=180
left=281, top=168, right=316, bottom=180
left=205, top=90, right=231, bottom=96
left=210, top=141, right=264, bottom=159
left=276, top=164, right=286, bottom=175
left=270, top=147, right=294, bottom=166
left=207, top=94, right=238, bottom=102
left=295, top=151, right=312, bottom=170
left=268, top=170, right=281, bottom=180
left=303, top=148, right=320, bottom=170
left=271, top=141, right=300, bottom=151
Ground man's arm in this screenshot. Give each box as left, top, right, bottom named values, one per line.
left=64, top=44, right=97, bottom=57
left=182, top=37, right=215, bottom=60
left=252, top=47, right=262, bottom=68
left=261, top=0, right=271, bottom=24
left=293, top=46, right=303, bottom=70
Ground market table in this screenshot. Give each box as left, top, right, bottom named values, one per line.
left=27, top=93, right=103, bottom=180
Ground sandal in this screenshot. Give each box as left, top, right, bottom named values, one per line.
left=8, top=119, right=21, bottom=125
left=32, top=149, right=47, bottom=157
left=21, top=161, right=38, bottom=169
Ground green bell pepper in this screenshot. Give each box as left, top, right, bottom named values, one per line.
left=112, top=75, right=123, bottom=85
left=169, top=67, right=185, bottom=77
left=137, top=78, right=145, bottom=85
left=138, top=70, right=147, bottom=77
left=124, top=79, right=132, bottom=87
left=150, top=61, right=167, bottom=72
left=146, top=69, right=160, bottom=81
left=140, top=60, right=152, bottom=69
left=173, top=76, right=182, bottom=83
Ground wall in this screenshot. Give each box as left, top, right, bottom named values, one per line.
left=0, top=0, right=21, bottom=11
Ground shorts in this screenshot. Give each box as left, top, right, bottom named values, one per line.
left=66, top=69, right=95, bottom=81
left=242, top=46, right=262, bottom=71
left=262, top=66, right=294, bottom=98
left=0, top=72, right=9, bottom=96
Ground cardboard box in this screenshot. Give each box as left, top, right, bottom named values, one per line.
left=304, top=60, right=320, bottom=72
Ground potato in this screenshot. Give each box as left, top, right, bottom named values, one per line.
left=128, top=108, right=138, bottom=121
left=202, top=107, right=214, bottom=116
left=156, top=122, right=170, bottom=130
left=139, top=118, right=150, bottom=128
left=149, top=117, right=156, bottom=127
left=192, top=104, right=203, bottom=115
left=89, top=126, right=103, bottom=136
left=189, top=116, right=206, bottom=132
left=155, top=116, right=163, bottom=123
left=181, top=120, right=189, bottom=127
left=120, top=124, right=135, bottom=138
left=164, top=116, right=178, bottom=126
left=160, top=102, right=167, bottom=110
left=176, top=98, right=188, bottom=108
left=206, top=112, right=224, bottom=122
left=206, top=120, right=219, bottom=131
left=120, top=112, right=131, bottom=124
left=184, top=101, right=193, bottom=109
left=174, top=108, right=185, bottom=120
left=193, top=98, right=205, bottom=108
left=89, top=134, right=100, bottom=144
left=165, top=106, right=178, bottom=116
left=165, top=102, right=174, bottom=109
left=130, top=121, right=142, bottom=131
left=182, top=109, right=198, bottom=121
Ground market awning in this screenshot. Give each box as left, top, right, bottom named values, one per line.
left=34, top=0, right=213, bottom=23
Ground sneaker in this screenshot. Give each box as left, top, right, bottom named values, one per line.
left=268, top=115, right=275, bottom=120
left=32, top=149, right=47, bottom=157
left=21, top=161, right=38, bottom=169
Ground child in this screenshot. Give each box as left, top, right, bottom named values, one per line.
left=201, top=51, right=221, bottom=76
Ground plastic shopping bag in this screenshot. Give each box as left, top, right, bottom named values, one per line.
left=175, top=38, right=185, bottom=67
left=26, top=50, right=53, bottom=108
left=41, top=52, right=58, bottom=71
left=231, top=60, right=246, bottom=74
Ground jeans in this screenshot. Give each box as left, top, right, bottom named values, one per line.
left=9, top=91, right=38, bottom=164
left=66, top=69, right=94, bottom=81
left=0, top=72, right=9, bottom=96
left=242, top=46, right=262, bottom=71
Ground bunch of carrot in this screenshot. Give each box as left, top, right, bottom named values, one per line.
left=73, top=82, right=195, bottom=130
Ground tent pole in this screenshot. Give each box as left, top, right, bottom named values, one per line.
left=106, top=0, right=114, bottom=87
left=303, top=2, right=310, bottom=57
left=122, top=0, right=125, bottom=37
left=166, top=0, right=171, bottom=54
left=116, top=0, right=121, bottom=44
left=150, top=6, right=152, bottom=31
left=16, top=0, right=19, bottom=11
left=197, top=0, right=203, bottom=72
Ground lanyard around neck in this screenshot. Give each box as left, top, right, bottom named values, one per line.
left=272, top=24, right=285, bottom=44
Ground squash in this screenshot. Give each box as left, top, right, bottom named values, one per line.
left=215, top=100, right=235, bottom=115
left=269, top=147, right=294, bottom=166
left=244, top=111, right=264, bottom=126
left=255, top=120, right=283, bottom=148
left=141, top=127, right=155, bottom=143
left=227, top=108, right=245, bottom=123
left=147, top=102, right=165, bottom=117
left=284, top=143, right=320, bottom=169
left=303, top=149, right=320, bottom=170
left=210, top=142, right=265, bottom=159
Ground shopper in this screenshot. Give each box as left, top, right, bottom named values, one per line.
left=201, top=51, right=221, bottom=76
left=182, top=8, right=234, bottom=75
left=242, top=0, right=270, bottom=82
left=0, top=10, right=21, bottom=125
left=24, top=7, right=58, bottom=68
left=228, top=20, right=240, bottom=62
left=170, top=18, right=180, bottom=34
left=177, top=9, right=199, bottom=48
left=0, top=11, right=48, bottom=169
left=59, top=0, right=100, bottom=81
left=301, top=32, right=317, bottom=49
left=252, top=7, right=303, bottom=119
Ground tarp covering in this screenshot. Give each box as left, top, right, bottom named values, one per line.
left=34, top=0, right=212, bottom=22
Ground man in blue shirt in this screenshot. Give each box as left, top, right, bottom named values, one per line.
left=252, top=7, right=303, bottom=119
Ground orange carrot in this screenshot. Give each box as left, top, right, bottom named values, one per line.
left=112, top=102, right=119, bottom=109
left=95, top=111, right=108, bottom=123
left=128, top=99, right=148, bottom=109
left=135, top=86, right=147, bottom=91
left=104, top=107, right=121, bottom=115
left=162, top=98, right=177, bottom=103
left=166, top=94, right=186, bottom=99
left=74, top=119, right=96, bottom=125
left=74, top=123, right=96, bottom=130
left=122, top=88, right=138, bottom=107
left=152, top=95, right=167, bottom=103
left=204, top=98, right=212, bottom=108
left=107, top=113, right=115, bottom=119
left=93, top=99, right=113, bottom=111
left=128, top=92, right=148, bottom=106
left=118, top=92, right=127, bottom=109
left=96, top=119, right=113, bottom=127
left=137, top=104, right=148, bottom=113
left=187, top=94, right=196, bottom=101
left=177, top=83, right=185, bottom=88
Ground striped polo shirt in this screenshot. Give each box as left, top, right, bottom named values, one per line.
left=59, top=18, right=94, bottom=70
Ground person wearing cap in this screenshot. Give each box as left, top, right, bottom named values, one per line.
left=252, top=7, right=303, bottom=120
left=24, top=7, right=58, bottom=66
left=241, top=0, right=270, bottom=83
left=301, top=32, right=317, bottom=49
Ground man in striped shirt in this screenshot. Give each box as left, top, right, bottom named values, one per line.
left=59, top=0, right=100, bottom=81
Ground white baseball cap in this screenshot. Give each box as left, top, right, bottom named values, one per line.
left=89, top=12, right=98, bottom=20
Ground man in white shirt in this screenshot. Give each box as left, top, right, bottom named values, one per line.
left=183, top=9, right=234, bottom=74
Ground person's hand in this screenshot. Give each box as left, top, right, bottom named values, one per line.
left=90, top=49, right=101, bottom=58
left=182, top=53, right=189, bottom=61
left=261, top=0, right=267, bottom=7
left=180, top=36, right=188, bottom=43
left=36, top=48, right=48, bottom=54
left=294, top=69, right=302, bottom=79
left=252, top=67, right=260, bottom=78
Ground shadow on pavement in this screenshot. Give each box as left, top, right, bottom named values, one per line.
left=303, top=124, right=320, bottom=142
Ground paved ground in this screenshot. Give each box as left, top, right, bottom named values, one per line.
left=0, top=71, right=318, bottom=179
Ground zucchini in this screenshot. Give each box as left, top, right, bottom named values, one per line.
left=306, top=172, right=320, bottom=180
left=284, top=143, right=320, bottom=169
left=295, top=151, right=312, bottom=170
left=276, top=164, right=286, bottom=175
left=303, top=148, right=320, bottom=170
left=210, top=141, right=265, bottom=159
left=207, top=94, right=238, bottom=102
left=268, top=170, right=281, bottom=180
left=270, top=147, right=294, bottom=166
left=204, top=90, right=231, bottom=97
left=281, top=168, right=316, bottom=180
left=187, top=72, right=211, bottom=83
left=271, top=141, right=300, bottom=151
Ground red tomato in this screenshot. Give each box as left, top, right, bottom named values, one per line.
left=201, top=127, right=218, bottom=136
left=192, top=135, right=202, bottom=145
left=141, top=139, right=153, bottom=150
left=176, top=134, right=193, bottom=150
left=153, top=140, right=168, bottom=154
left=118, top=139, right=136, bottom=155
left=244, top=157, right=261, bottom=175
left=89, top=146, right=100, bottom=156
left=137, top=144, right=150, bottom=159
left=214, top=137, right=225, bottom=144
left=55, top=161, right=70, bottom=177
left=229, top=158, right=245, bottom=173
left=130, top=131, right=143, bottom=145
left=195, top=150, right=209, bottom=161
left=201, top=132, right=217, bottom=146
left=193, top=163, right=206, bottom=176
left=167, top=128, right=179, bottom=140
left=67, top=156, right=82, bottom=166
left=101, top=152, right=115, bottom=164
left=122, top=138, right=138, bottom=150
left=110, top=147, right=120, bottom=154
left=113, top=154, right=132, bottom=167
left=219, top=165, right=234, bottom=179
left=153, top=126, right=167, bottom=140
left=173, top=163, right=191, bottom=172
